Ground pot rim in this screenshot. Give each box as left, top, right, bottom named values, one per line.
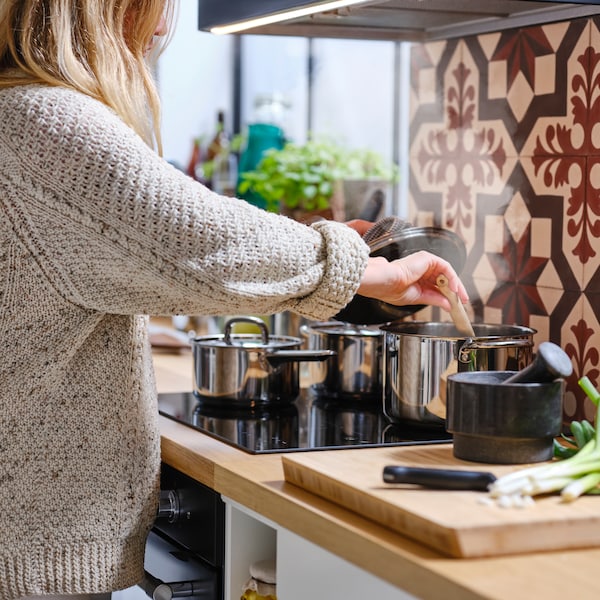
left=381, top=321, right=536, bottom=340
left=190, top=332, right=302, bottom=350
left=447, top=370, right=560, bottom=387
left=302, top=321, right=383, bottom=337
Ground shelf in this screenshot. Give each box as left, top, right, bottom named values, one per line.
left=198, top=0, right=600, bottom=41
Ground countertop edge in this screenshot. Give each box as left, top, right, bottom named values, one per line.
left=158, top=414, right=483, bottom=599
left=154, top=349, right=599, bottom=600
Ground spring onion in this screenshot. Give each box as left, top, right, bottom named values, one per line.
left=553, top=418, right=596, bottom=458
left=488, top=376, right=600, bottom=505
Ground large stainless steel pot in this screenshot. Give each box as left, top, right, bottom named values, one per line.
left=190, top=316, right=334, bottom=406
left=381, top=322, right=535, bottom=427
left=301, top=321, right=383, bottom=400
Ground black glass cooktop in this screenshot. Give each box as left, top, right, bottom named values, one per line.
left=158, top=391, right=452, bottom=454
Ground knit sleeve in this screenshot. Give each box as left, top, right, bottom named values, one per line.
left=3, top=86, right=369, bottom=321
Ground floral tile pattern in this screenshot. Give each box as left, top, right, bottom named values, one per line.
left=408, top=15, right=600, bottom=422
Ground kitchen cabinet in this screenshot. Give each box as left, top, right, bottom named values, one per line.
left=155, top=352, right=600, bottom=600
left=223, top=497, right=412, bottom=600
left=154, top=352, right=418, bottom=598
left=223, top=498, right=276, bottom=599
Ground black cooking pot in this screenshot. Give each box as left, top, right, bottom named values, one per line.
left=190, top=316, right=335, bottom=406
left=335, top=221, right=467, bottom=325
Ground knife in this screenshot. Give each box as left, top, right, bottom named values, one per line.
left=382, top=466, right=497, bottom=491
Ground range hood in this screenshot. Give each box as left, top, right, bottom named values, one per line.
left=197, top=0, right=600, bottom=41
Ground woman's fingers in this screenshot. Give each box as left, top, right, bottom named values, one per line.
left=357, top=251, right=469, bottom=310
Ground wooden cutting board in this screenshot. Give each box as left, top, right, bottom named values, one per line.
left=282, top=444, right=600, bottom=558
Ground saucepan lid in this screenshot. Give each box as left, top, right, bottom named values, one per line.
left=334, top=218, right=467, bottom=325
left=302, top=321, right=383, bottom=337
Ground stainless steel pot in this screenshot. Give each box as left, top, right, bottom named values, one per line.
left=381, top=322, right=535, bottom=427
left=190, top=316, right=335, bottom=406
left=301, top=321, right=383, bottom=400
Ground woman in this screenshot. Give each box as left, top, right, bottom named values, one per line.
left=0, top=1, right=468, bottom=598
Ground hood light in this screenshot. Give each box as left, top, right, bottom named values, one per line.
left=209, top=0, right=372, bottom=35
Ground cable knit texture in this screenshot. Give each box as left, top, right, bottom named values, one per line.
left=0, top=85, right=369, bottom=599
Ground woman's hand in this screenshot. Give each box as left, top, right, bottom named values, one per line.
left=357, top=251, right=469, bottom=312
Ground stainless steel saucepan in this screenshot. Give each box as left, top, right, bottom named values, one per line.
left=190, top=316, right=335, bottom=406
left=300, top=321, right=383, bottom=400
left=381, top=322, right=535, bottom=427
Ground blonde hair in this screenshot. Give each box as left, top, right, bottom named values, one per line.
left=0, top=0, right=176, bottom=152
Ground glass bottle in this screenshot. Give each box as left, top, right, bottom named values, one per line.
left=185, top=137, right=208, bottom=185
left=207, top=110, right=237, bottom=195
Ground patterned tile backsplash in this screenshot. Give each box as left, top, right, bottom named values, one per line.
left=408, top=16, right=600, bottom=423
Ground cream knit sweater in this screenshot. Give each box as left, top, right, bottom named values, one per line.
left=0, top=84, right=369, bottom=598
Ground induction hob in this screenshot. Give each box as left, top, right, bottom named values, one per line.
left=158, top=391, right=452, bottom=454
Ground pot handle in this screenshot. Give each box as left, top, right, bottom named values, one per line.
left=266, top=349, right=336, bottom=366
left=224, top=316, right=269, bottom=345
left=299, top=323, right=311, bottom=339
left=458, top=337, right=533, bottom=363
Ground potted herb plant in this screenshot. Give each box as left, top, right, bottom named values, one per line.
left=237, top=138, right=397, bottom=223
left=341, top=147, right=399, bottom=221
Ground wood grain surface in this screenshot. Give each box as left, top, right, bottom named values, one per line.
left=282, top=444, right=600, bottom=558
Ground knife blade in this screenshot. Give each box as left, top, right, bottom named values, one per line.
left=382, top=466, right=497, bottom=491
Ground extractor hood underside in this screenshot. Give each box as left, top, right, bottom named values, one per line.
left=199, top=1, right=600, bottom=41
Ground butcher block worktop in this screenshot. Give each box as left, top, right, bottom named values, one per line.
left=154, top=349, right=600, bottom=600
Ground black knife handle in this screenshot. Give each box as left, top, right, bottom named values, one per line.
left=382, top=466, right=496, bottom=491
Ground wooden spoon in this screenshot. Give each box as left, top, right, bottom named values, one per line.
left=435, top=274, right=475, bottom=337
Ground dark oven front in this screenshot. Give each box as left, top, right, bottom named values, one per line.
left=138, top=463, right=225, bottom=600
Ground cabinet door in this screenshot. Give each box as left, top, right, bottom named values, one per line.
left=277, top=528, right=417, bottom=600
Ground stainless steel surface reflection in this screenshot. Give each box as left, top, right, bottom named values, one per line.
left=192, top=401, right=299, bottom=453
left=309, top=397, right=385, bottom=448
left=301, top=321, right=383, bottom=399
left=381, top=322, right=535, bottom=427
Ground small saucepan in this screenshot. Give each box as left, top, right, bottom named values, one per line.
left=190, top=316, right=335, bottom=406
left=300, top=321, right=383, bottom=400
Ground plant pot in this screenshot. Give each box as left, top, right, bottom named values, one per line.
left=342, top=179, right=389, bottom=221
left=280, top=205, right=335, bottom=224
left=280, top=180, right=345, bottom=223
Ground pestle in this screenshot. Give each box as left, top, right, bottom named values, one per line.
left=503, top=341, right=573, bottom=384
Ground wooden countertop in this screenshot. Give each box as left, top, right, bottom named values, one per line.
left=154, top=349, right=600, bottom=600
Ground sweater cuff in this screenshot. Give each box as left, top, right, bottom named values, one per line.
left=296, top=220, right=370, bottom=321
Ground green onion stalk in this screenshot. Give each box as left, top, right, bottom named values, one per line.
left=488, top=376, right=600, bottom=503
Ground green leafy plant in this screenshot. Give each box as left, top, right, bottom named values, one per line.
left=238, top=138, right=397, bottom=214
left=343, top=147, right=399, bottom=183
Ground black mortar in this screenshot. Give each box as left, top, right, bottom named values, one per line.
left=446, top=371, right=564, bottom=464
